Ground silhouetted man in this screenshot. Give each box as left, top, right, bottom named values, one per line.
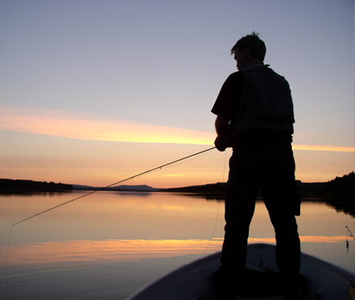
left=211, top=32, right=301, bottom=299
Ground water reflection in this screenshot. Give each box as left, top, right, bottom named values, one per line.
left=2, top=237, right=350, bottom=268
left=0, top=192, right=354, bottom=299
left=324, top=198, right=355, bottom=217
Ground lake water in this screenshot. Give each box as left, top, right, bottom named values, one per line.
left=0, top=192, right=354, bottom=299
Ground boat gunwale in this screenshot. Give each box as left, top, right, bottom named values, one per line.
left=126, top=243, right=355, bottom=300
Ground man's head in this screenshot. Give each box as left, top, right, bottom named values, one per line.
left=231, top=32, right=266, bottom=70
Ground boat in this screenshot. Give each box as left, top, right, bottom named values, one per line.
left=126, top=243, right=355, bottom=299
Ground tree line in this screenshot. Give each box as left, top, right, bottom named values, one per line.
left=0, top=179, right=73, bottom=192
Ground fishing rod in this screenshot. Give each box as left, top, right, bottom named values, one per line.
left=346, top=226, right=355, bottom=240
left=12, top=146, right=216, bottom=226
left=345, top=226, right=355, bottom=253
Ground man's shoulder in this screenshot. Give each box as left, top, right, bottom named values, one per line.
left=242, top=65, right=288, bottom=82
left=227, top=71, right=244, bottom=79
left=225, top=71, right=245, bottom=85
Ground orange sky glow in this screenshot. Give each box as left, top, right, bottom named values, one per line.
left=0, top=107, right=213, bottom=145
left=0, top=106, right=353, bottom=187
left=1, top=106, right=354, bottom=152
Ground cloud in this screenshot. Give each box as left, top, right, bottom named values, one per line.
left=293, top=144, right=354, bottom=153
left=0, top=106, right=214, bottom=145
left=1, top=105, right=353, bottom=152
left=163, top=174, right=185, bottom=178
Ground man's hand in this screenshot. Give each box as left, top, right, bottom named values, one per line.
left=214, top=135, right=227, bottom=152
left=214, top=115, right=232, bottom=152
left=214, top=134, right=231, bottom=152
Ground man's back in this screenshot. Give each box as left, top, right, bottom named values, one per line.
left=231, top=65, right=294, bottom=135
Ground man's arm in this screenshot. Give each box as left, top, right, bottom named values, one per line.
left=212, top=72, right=244, bottom=151
left=214, top=115, right=231, bottom=152
left=215, top=115, right=230, bottom=135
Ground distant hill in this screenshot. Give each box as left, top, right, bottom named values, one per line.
left=161, top=172, right=355, bottom=201
left=161, top=172, right=354, bottom=216
left=73, top=184, right=157, bottom=192
left=320, top=172, right=354, bottom=216
left=0, top=178, right=73, bottom=192
left=321, top=172, right=354, bottom=198
left=110, top=185, right=157, bottom=192
left=161, top=183, right=227, bottom=198
left=161, top=182, right=326, bottom=199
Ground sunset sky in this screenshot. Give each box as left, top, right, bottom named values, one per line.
left=0, top=0, right=354, bottom=188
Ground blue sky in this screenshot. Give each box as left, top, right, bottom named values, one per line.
left=0, top=0, right=354, bottom=186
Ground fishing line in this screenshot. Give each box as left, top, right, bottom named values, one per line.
left=203, top=148, right=230, bottom=256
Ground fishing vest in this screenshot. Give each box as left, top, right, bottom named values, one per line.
left=231, top=65, right=295, bottom=136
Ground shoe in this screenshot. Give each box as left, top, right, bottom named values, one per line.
left=211, top=267, right=238, bottom=299
left=281, top=274, right=306, bottom=299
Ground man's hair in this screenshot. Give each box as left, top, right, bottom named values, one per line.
left=231, top=32, right=266, bottom=60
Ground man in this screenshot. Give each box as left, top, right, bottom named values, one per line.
left=211, top=32, right=301, bottom=299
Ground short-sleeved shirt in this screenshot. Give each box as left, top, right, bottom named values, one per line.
left=211, top=71, right=245, bottom=120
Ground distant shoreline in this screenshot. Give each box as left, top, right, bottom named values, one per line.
left=1, top=174, right=353, bottom=216
left=0, top=178, right=326, bottom=198
left=0, top=178, right=73, bottom=193
left=1, top=173, right=353, bottom=199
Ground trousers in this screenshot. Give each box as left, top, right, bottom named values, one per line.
left=221, top=140, right=301, bottom=277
